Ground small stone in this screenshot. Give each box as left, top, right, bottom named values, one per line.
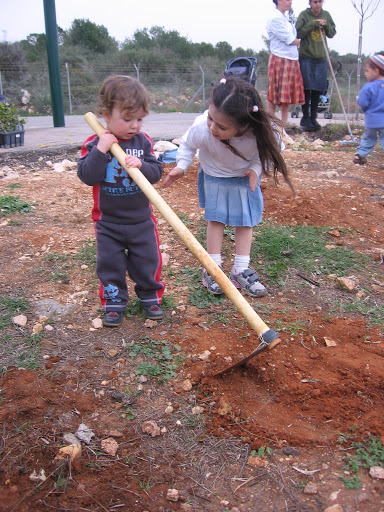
left=141, top=420, right=161, bottom=437
left=369, top=466, right=384, bottom=479
left=182, top=379, right=192, bottom=391
left=217, top=395, right=231, bottom=416
left=12, top=314, right=27, bottom=327
left=324, top=505, right=343, bottom=512
left=63, top=433, right=81, bottom=445
left=166, top=488, right=179, bottom=502
left=198, top=350, right=211, bottom=361
left=304, top=482, right=318, bottom=494
left=283, top=446, right=299, bottom=456
left=336, top=277, right=356, bottom=291
left=101, top=437, right=119, bottom=456
left=247, top=456, right=269, bottom=467
left=44, top=324, right=54, bottom=332
left=164, top=405, right=174, bottom=415
left=33, top=323, right=43, bottom=334
left=191, top=406, right=204, bottom=415
left=91, top=318, right=103, bottom=329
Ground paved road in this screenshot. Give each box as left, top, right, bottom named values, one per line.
left=1, top=113, right=201, bottom=154
left=1, top=111, right=354, bottom=155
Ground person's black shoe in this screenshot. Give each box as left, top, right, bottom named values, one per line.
left=103, top=311, right=124, bottom=327
left=311, top=117, right=321, bottom=130
left=300, top=116, right=315, bottom=131
left=143, top=304, right=164, bottom=320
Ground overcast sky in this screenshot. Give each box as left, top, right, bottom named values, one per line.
left=1, top=0, right=383, bottom=56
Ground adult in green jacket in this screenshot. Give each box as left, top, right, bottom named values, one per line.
left=296, top=0, right=336, bottom=130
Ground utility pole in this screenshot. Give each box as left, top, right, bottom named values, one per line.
left=43, top=0, right=65, bottom=127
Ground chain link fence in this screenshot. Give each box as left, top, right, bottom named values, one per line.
left=0, top=61, right=361, bottom=119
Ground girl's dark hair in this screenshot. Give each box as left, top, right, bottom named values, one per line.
left=97, top=75, right=150, bottom=116
left=211, top=77, right=293, bottom=192
left=272, top=0, right=278, bottom=4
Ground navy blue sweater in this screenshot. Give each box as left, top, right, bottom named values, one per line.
left=78, top=132, right=163, bottom=224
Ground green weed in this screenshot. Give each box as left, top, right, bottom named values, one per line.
left=339, top=435, right=384, bottom=489
left=250, top=446, right=273, bottom=457
left=0, top=195, right=34, bottom=216
left=127, top=335, right=183, bottom=382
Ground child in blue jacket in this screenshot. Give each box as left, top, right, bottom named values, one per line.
left=354, top=54, right=384, bottom=164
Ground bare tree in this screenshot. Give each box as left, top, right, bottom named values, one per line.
left=351, top=0, right=382, bottom=119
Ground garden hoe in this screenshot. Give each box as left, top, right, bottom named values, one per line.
left=84, top=112, right=281, bottom=375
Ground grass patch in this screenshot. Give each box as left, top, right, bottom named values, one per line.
left=0, top=295, right=30, bottom=329
left=330, top=297, right=384, bottom=333
left=0, top=195, right=34, bottom=216
left=74, top=239, right=97, bottom=269
left=0, top=295, right=42, bottom=371
left=253, top=222, right=366, bottom=284
left=43, top=252, right=71, bottom=282
left=126, top=335, right=183, bottom=382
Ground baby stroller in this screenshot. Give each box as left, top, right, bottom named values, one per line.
left=223, top=56, right=257, bottom=86
left=291, top=61, right=342, bottom=120
left=212, top=56, right=257, bottom=86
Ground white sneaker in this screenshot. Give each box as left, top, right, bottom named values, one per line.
left=229, top=268, right=267, bottom=298
left=202, top=269, right=223, bottom=295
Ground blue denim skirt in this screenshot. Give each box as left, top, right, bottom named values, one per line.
left=197, top=168, right=263, bottom=227
left=299, top=57, right=328, bottom=92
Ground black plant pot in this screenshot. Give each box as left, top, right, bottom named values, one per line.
left=0, top=125, right=25, bottom=148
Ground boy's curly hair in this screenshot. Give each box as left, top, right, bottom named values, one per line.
left=97, top=75, right=150, bottom=116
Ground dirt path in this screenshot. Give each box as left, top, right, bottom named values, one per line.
left=0, top=137, right=383, bottom=512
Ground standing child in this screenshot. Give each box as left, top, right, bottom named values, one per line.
left=78, top=75, right=165, bottom=327
left=353, top=54, right=384, bottom=165
left=162, top=77, right=293, bottom=297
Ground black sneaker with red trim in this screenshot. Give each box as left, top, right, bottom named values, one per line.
left=103, top=311, right=124, bottom=327
left=143, top=305, right=164, bottom=320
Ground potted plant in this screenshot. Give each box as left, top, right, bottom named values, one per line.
left=0, top=101, right=26, bottom=149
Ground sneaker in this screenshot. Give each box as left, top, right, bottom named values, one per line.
left=143, top=304, right=164, bottom=320
left=103, top=311, right=124, bottom=327
left=202, top=269, right=223, bottom=295
left=229, top=268, right=267, bottom=298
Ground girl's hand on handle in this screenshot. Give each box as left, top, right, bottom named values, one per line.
left=125, top=154, right=142, bottom=169
left=162, top=167, right=184, bottom=188
left=244, top=169, right=258, bottom=193
left=97, top=130, right=118, bottom=154
left=318, top=19, right=326, bottom=27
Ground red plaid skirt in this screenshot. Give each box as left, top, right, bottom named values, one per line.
left=267, top=54, right=305, bottom=106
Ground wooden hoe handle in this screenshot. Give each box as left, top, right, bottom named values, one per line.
left=84, top=112, right=280, bottom=346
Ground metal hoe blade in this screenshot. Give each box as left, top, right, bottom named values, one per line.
left=213, top=334, right=281, bottom=377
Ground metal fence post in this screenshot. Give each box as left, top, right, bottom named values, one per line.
left=65, top=62, right=72, bottom=115
left=134, top=64, right=140, bottom=82
left=199, top=66, right=205, bottom=111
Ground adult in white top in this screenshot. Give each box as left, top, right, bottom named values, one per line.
left=266, top=0, right=305, bottom=126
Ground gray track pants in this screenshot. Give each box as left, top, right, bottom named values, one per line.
left=95, top=217, right=165, bottom=312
